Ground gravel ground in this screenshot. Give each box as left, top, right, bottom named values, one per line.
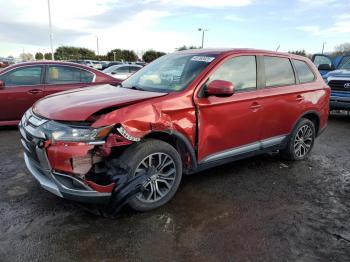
left=0, top=113, right=349, bottom=262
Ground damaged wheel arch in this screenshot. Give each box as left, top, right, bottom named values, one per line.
left=143, top=130, right=198, bottom=173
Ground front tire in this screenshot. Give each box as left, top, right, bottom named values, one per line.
left=281, top=118, right=316, bottom=161
left=115, top=139, right=183, bottom=212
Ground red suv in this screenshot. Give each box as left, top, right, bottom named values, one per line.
left=0, top=61, right=119, bottom=126
left=19, top=49, right=330, bottom=213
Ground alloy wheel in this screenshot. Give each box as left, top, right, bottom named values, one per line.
left=134, top=152, right=176, bottom=203
left=294, top=124, right=314, bottom=158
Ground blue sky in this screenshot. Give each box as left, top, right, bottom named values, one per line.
left=0, top=0, right=349, bottom=57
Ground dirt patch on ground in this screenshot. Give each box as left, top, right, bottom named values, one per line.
left=0, top=114, right=349, bottom=261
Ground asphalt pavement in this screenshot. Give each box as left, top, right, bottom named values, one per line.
left=0, top=113, right=349, bottom=261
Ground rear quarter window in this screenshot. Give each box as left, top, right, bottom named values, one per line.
left=293, top=60, right=315, bottom=83
left=264, top=56, right=295, bottom=87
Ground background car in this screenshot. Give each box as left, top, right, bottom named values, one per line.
left=102, top=64, right=142, bottom=80
left=104, top=61, right=124, bottom=69
left=312, top=54, right=350, bottom=110
left=0, top=61, right=120, bottom=126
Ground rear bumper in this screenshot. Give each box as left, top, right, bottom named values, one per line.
left=24, top=153, right=111, bottom=204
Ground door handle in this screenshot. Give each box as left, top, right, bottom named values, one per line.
left=249, top=102, right=262, bottom=111
left=28, top=89, right=43, bottom=94
left=296, top=95, right=304, bottom=102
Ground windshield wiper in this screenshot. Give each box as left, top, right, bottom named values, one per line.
left=129, top=86, right=145, bottom=91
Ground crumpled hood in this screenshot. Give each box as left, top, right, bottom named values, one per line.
left=33, top=84, right=166, bottom=121
left=325, top=69, right=350, bottom=79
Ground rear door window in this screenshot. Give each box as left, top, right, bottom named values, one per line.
left=46, top=66, right=94, bottom=84
left=3, top=66, right=43, bottom=86
left=293, top=60, right=315, bottom=83
left=264, top=56, right=295, bottom=87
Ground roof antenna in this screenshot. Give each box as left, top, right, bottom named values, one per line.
left=276, top=45, right=280, bottom=52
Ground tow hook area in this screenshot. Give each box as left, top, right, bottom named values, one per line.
left=80, top=169, right=153, bottom=218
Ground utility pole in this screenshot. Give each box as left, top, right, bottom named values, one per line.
left=96, top=35, right=100, bottom=56
left=113, top=51, right=116, bottom=61
left=322, top=42, right=326, bottom=54
left=47, top=0, right=54, bottom=60
left=198, top=28, right=208, bottom=48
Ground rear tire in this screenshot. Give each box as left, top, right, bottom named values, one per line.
left=280, top=118, right=316, bottom=161
left=112, top=139, right=182, bottom=212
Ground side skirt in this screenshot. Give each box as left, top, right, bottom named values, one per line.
left=186, top=135, right=288, bottom=175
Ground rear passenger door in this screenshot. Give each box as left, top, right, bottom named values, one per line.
left=44, top=65, right=95, bottom=96
left=258, top=56, right=306, bottom=141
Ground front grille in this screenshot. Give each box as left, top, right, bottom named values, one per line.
left=328, top=80, right=350, bottom=92
left=19, top=109, right=49, bottom=168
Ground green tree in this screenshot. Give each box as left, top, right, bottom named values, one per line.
left=288, top=50, right=306, bottom=56
left=142, top=50, right=166, bottom=63
left=35, top=52, right=44, bottom=60
left=106, top=49, right=137, bottom=62
left=176, top=45, right=200, bottom=51
left=54, top=46, right=96, bottom=60
left=44, top=53, right=52, bottom=60
left=95, top=55, right=108, bottom=61
left=121, top=49, right=138, bottom=62
left=333, top=43, right=350, bottom=56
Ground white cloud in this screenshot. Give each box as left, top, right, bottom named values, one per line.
left=146, top=0, right=253, bottom=8
left=72, top=10, right=191, bottom=55
left=297, top=0, right=338, bottom=7
left=297, top=14, right=350, bottom=37
left=224, top=14, right=246, bottom=22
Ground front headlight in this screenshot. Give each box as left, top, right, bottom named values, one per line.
left=39, top=121, right=113, bottom=142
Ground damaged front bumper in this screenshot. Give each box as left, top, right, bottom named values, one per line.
left=24, top=153, right=112, bottom=204
left=19, top=110, right=149, bottom=213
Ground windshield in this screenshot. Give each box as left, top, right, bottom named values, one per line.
left=122, top=53, right=217, bottom=92
left=339, top=56, right=350, bottom=70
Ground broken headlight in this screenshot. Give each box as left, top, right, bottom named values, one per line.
left=39, top=121, right=113, bottom=142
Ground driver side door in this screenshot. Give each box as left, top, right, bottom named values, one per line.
left=194, top=55, right=263, bottom=163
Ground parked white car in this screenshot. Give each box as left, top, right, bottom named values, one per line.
left=84, top=60, right=103, bottom=70
left=102, top=64, right=142, bottom=80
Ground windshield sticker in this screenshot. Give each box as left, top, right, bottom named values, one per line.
left=191, top=56, right=215, bottom=63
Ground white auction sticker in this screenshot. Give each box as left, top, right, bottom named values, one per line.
left=191, top=56, right=215, bottom=63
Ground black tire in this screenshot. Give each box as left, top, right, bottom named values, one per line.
left=111, top=139, right=182, bottom=212
left=280, top=118, right=316, bottom=161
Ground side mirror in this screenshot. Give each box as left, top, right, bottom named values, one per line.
left=0, top=80, right=4, bottom=89
left=111, top=72, right=116, bottom=75
left=206, top=80, right=234, bottom=97
left=318, top=64, right=332, bottom=71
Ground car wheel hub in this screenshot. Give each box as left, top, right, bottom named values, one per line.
left=294, top=124, right=313, bottom=158
left=134, top=152, right=176, bottom=203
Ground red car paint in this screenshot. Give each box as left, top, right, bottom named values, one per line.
left=22, top=49, right=330, bottom=200
left=0, top=61, right=120, bottom=126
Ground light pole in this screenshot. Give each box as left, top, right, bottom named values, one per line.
left=322, top=42, right=326, bottom=54
left=113, top=51, right=116, bottom=61
left=96, top=35, right=100, bottom=56
left=198, top=28, right=208, bottom=48
left=47, top=0, right=54, bottom=60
